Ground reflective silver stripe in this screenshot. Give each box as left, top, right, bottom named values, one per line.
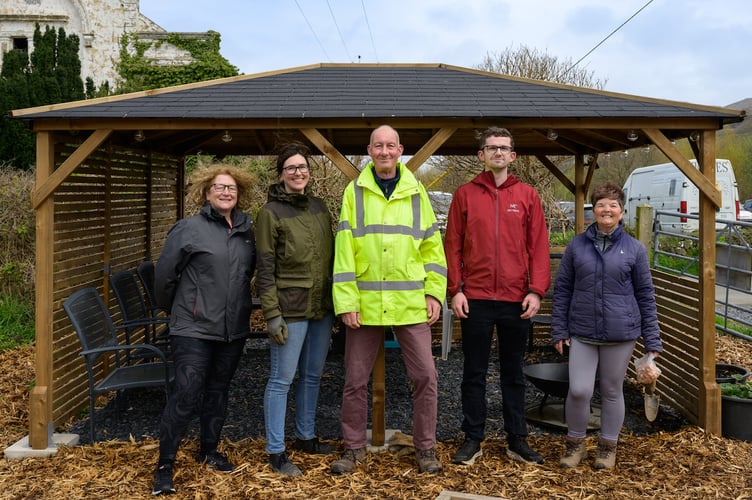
left=425, top=263, right=447, bottom=277
left=338, top=220, right=352, bottom=231
left=351, top=185, right=425, bottom=239
left=333, top=272, right=357, bottom=283
left=423, top=223, right=440, bottom=239
left=357, top=280, right=426, bottom=291
left=411, top=193, right=421, bottom=235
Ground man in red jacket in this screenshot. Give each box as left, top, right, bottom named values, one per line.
left=444, top=127, right=550, bottom=465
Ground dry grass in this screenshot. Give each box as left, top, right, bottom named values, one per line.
left=1, top=338, right=751, bottom=499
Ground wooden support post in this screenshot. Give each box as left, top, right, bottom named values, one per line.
left=29, top=386, right=50, bottom=449
left=371, top=330, right=386, bottom=446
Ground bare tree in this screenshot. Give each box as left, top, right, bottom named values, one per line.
left=426, top=45, right=609, bottom=230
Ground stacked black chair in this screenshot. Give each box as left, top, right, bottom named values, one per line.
left=63, top=287, right=174, bottom=442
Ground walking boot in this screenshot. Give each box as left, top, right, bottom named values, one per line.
left=269, top=452, right=302, bottom=476
left=559, top=437, right=587, bottom=468
left=330, top=447, right=366, bottom=474
left=415, top=447, right=442, bottom=474
left=594, top=438, right=617, bottom=469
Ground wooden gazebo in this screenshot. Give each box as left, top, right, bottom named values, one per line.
left=11, top=63, right=745, bottom=450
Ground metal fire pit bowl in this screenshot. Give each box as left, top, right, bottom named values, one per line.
left=524, top=362, right=570, bottom=399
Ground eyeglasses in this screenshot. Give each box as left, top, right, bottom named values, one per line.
left=282, top=165, right=309, bottom=174
left=211, top=183, right=238, bottom=193
left=483, top=145, right=514, bottom=154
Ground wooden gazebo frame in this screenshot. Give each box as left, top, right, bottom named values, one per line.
left=12, top=63, right=745, bottom=449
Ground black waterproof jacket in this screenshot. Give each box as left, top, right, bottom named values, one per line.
left=155, top=203, right=256, bottom=342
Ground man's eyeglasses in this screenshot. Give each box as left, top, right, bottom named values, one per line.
left=211, top=183, right=238, bottom=193
left=483, top=145, right=514, bottom=154
left=283, top=165, right=309, bottom=174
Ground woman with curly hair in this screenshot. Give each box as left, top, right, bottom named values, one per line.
left=152, top=164, right=256, bottom=495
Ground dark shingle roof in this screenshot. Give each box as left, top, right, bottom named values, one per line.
left=15, top=64, right=741, bottom=120
left=13, top=64, right=744, bottom=156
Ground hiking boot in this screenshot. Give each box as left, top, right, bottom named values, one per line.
left=559, top=437, right=587, bottom=468
left=293, top=437, right=333, bottom=455
left=506, top=435, right=544, bottom=464
left=416, top=447, right=443, bottom=474
left=269, top=452, right=303, bottom=476
left=451, top=438, right=482, bottom=465
left=594, top=438, right=617, bottom=469
left=152, top=463, right=175, bottom=496
left=198, top=450, right=235, bottom=472
left=330, top=447, right=366, bottom=474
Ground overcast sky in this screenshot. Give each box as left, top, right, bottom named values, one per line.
left=139, top=0, right=751, bottom=108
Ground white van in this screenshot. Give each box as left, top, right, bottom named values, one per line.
left=622, top=159, right=740, bottom=231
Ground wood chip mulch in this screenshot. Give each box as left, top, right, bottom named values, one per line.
left=1, top=339, right=751, bottom=499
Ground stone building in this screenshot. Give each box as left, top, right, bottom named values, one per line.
left=0, top=0, right=210, bottom=87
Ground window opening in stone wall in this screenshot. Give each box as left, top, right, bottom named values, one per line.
left=12, top=37, right=28, bottom=52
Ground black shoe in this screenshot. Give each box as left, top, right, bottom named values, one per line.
left=269, top=452, right=303, bottom=476
left=152, top=463, right=175, bottom=496
left=198, top=450, right=235, bottom=472
left=451, top=438, right=482, bottom=465
left=506, top=435, right=544, bottom=464
left=293, top=437, right=333, bottom=454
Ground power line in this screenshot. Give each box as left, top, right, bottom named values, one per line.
left=561, top=0, right=656, bottom=78
left=360, top=0, right=379, bottom=62
left=293, top=0, right=331, bottom=61
left=326, top=0, right=353, bottom=62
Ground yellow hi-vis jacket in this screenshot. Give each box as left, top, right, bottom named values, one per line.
left=333, top=163, right=447, bottom=326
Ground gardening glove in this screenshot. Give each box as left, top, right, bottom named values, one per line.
left=267, top=316, right=288, bottom=345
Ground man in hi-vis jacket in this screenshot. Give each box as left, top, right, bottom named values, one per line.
left=330, top=125, right=447, bottom=475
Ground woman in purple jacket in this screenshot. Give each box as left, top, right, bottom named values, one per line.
left=551, top=181, right=662, bottom=470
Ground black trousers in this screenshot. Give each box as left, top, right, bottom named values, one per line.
left=158, top=335, right=245, bottom=463
left=459, top=299, right=530, bottom=441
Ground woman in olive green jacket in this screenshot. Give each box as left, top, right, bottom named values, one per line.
left=255, top=143, right=334, bottom=476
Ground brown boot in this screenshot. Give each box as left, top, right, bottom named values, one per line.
left=559, top=437, right=587, bottom=468
left=415, top=447, right=442, bottom=474
left=594, top=438, right=617, bottom=469
left=330, top=447, right=366, bottom=474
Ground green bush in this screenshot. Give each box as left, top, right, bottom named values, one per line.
left=0, top=165, right=35, bottom=302
left=0, top=293, right=34, bottom=351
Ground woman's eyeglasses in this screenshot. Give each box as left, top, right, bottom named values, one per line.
left=283, top=165, right=309, bottom=174
left=211, top=183, right=238, bottom=193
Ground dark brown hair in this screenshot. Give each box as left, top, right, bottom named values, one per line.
left=275, top=142, right=310, bottom=175
left=476, top=126, right=515, bottom=150
left=590, top=181, right=625, bottom=208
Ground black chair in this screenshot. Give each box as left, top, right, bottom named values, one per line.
left=109, top=269, right=170, bottom=359
left=136, top=260, right=163, bottom=318
left=63, top=287, right=174, bottom=442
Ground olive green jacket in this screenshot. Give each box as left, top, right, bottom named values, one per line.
left=255, top=183, right=334, bottom=322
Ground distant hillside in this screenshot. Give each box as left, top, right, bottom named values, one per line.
left=723, top=98, right=752, bottom=135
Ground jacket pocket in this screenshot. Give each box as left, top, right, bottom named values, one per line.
left=278, top=278, right=313, bottom=315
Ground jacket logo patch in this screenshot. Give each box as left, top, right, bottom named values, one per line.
left=507, top=203, right=520, bottom=213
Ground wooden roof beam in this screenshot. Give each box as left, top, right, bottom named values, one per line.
left=300, top=128, right=360, bottom=180
left=31, top=129, right=113, bottom=209
left=406, top=127, right=457, bottom=171
left=643, top=128, right=721, bottom=207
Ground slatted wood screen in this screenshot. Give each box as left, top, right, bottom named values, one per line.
left=635, top=269, right=701, bottom=424
left=50, top=145, right=180, bottom=422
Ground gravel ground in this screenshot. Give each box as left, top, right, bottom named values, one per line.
left=68, top=336, right=688, bottom=445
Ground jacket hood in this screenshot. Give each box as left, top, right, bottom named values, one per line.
left=584, top=221, right=625, bottom=242
left=471, top=170, right=521, bottom=193
left=267, top=182, right=311, bottom=209
left=357, top=162, right=420, bottom=199
left=200, top=202, right=251, bottom=229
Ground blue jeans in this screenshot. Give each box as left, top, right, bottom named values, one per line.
left=264, top=315, right=333, bottom=454
left=460, top=300, right=529, bottom=440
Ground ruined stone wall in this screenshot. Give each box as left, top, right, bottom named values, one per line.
left=0, top=0, right=200, bottom=89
